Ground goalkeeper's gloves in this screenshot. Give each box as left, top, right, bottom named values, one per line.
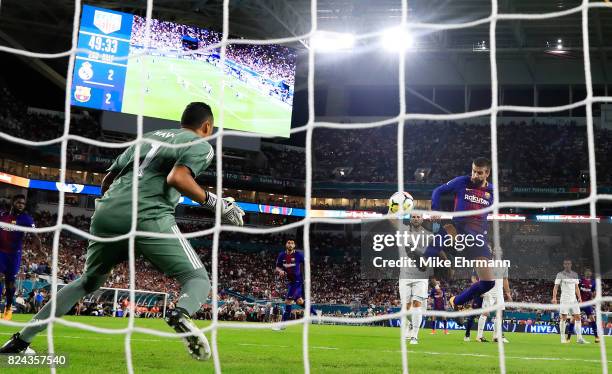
left=202, top=192, right=245, bottom=226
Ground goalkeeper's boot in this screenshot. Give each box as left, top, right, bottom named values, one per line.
left=0, top=333, right=30, bottom=354
left=165, top=309, right=211, bottom=361
left=3, top=308, right=13, bottom=321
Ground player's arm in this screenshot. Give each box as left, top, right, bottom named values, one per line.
left=552, top=283, right=559, bottom=304
left=275, top=253, right=285, bottom=277
left=575, top=283, right=582, bottom=303
left=503, top=277, right=512, bottom=302
left=167, top=165, right=244, bottom=226
left=101, top=171, right=118, bottom=195
left=431, top=176, right=465, bottom=212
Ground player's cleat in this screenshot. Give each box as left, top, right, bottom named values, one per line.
left=493, top=337, right=510, bottom=343
left=476, top=337, right=488, bottom=343
left=3, top=309, right=13, bottom=321
left=464, top=336, right=471, bottom=342
left=430, top=330, right=436, bottom=335
left=409, top=337, right=418, bottom=345
left=272, top=325, right=286, bottom=331
left=561, top=338, right=568, bottom=344
left=444, top=330, right=449, bottom=335
left=595, top=337, right=601, bottom=343
left=165, top=309, right=211, bottom=361
left=0, top=333, right=31, bottom=354
left=576, top=338, right=590, bottom=344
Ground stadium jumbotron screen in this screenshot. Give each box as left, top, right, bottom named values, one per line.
left=70, top=5, right=296, bottom=137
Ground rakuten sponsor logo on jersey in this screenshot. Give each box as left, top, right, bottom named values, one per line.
left=464, top=193, right=490, bottom=205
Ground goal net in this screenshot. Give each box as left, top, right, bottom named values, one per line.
left=0, top=1, right=611, bottom=374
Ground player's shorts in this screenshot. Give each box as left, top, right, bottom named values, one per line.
left=424, top=222, right=491, bottom=260
left=0, top=251, right=20, bottom=282
left=559, top=297, right=581, bottom=316
left=581, top=305, right=594, bottom=316
left=85, top=214, right=208, bottom=280
left=286, top=282, right=304, bottom=301
left=432, top=303, right=445, bottom=311
left=482, top=291, right=505, bottom=311
left=399, top=279, right=428, bottom=304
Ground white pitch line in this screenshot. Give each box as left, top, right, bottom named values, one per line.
left=2, top=332, right=608, bottom=364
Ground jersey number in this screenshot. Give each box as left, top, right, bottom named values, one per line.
left=138, top=143, right=161, bottom=177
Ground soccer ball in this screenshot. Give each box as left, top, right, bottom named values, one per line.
left=387, top=191, right=414, bottom=215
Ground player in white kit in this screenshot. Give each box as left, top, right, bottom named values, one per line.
left=396, top=213, right=431, bottom=345
left=552, top=259, right=586, bottom=344
left=476, top=265, right=511, bottom=343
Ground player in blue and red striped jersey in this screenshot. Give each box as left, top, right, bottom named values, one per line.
left=273, top=239, right=316, bottom=330
left=424, top=157, right=495, bottom=310
left=429, top=281, right=449, bottom=335
left=0, top=195, right=42, bottom=320
left=577, top=268, right=599, bottom=343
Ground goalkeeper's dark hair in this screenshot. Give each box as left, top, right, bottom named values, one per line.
left=181, top=102, right=213, bottom=129
left=12, top=194, right=26, bottom=202
left=473, top=157, right=491, bottom=170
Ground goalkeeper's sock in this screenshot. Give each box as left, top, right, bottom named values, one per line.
left=175, top=272, right=211, bottom=316
left=20, top=277, right=92, bottom=342
left=567, top=322, right=574, bottom=340
left=592, top=320, right=599, bottom=338
left=454, top=281, right=495, bottom=306
left=282, top=305, right=292, bottom=321
left=477, top=315, right=487, bottom=339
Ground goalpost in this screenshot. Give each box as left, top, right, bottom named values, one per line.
left=0, top=1, right=611, bottom=374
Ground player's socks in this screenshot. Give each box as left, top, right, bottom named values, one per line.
left=477, top=315, right=487, bottom=339
left=560, top=319, right=566, bottom=342
left=454, top=281, right=495, bottom=306
left=282, top=305, right=292, bottom=321
left=465, top=316, right=473, bottom=338
left=567, top=322, right=574, bottom=341
left=5, top=286, right=15, bottom=311
left=592, top=320, right=599, bottom=338
left=575, top=320, right=583, bottom=341
left=19, top=276, right=97, bottom=343
left=412, top=308, right=422, bottom=339
left=175, top=275, right=211, bottom=316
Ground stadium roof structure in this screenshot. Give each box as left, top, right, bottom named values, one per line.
left=1, top=0, right=611, bottom=88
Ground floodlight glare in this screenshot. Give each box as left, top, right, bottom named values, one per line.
left=311, top=31, right=355, bottom=52
left=381, top=27, right=414, bottom=52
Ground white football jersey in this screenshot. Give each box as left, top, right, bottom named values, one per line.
left=397, top=223, right=431, bottom=281
left=555, top=270, right=579, bottom=300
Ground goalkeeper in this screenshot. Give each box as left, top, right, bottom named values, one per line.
left=0, top=102, right=244, bottom=361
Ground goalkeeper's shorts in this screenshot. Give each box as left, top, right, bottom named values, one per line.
left=85, top=214, right=208, bottom=279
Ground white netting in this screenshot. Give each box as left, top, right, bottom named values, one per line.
left=0, top=0, right=611, bottom=373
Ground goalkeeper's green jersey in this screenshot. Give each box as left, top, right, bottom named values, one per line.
left=92, top=128, right=213, bottom=233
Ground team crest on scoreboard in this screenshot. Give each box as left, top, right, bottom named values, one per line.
left=55, top=182, right=85, bottom=194
left=74, top=86, right=92, bottom=103
left=93, top=10, right=122, bottom=34
left=78, top=62, right=94, bottom=81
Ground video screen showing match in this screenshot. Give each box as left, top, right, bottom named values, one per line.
left=71, top=5, right=296, bottom=137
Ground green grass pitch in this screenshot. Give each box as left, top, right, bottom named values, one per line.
left=121, top=55, right=292, bottom=137
left=0, top=315, right=609, bottom=373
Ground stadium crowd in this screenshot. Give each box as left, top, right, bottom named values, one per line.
left=9, top=209, right=609, bottom=323
left=3, top=82, right=612, bottom=188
